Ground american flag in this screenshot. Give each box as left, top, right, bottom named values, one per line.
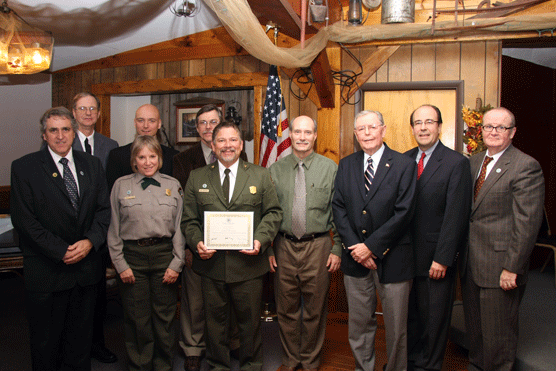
left=259, top=65, right=291, bottom=168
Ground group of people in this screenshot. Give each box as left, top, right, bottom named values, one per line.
left=10, top=91, right=544, bottom=371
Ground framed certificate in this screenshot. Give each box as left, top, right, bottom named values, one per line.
left=204, top=211, right=254, bottom=250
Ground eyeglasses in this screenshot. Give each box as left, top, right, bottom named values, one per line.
left=355, top=124, right=383, bottom=133
left=198, top=119, right=219, bottom=127
left=413, top=120, right=438, bottom=126
left=482, top=125, right=514, bottom=133
left=76, top=106, right=98, bottom=112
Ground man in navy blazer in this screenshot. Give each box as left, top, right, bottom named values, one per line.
left=332, top=110, right=416, bottom=371
left=404, top=105, right=472, bottom=371
left=10, top=107, right=111, bottom=371
left=71, top=92, right=119, bottom=363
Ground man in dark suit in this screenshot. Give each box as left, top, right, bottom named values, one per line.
left=173, top=105, right=246, bottom=371
left=10, top=107, right=111, bottom=371
left=332, top=110, right=416, bottom=371
left=463, top=107, right=544, bottom=371
left=72, top=92, right=119, bottom=364
left=106, top=104, right=179, bottom=190
left=182, top=121, right=282, bottom=371
left=404, top=105, right=472, bottom=371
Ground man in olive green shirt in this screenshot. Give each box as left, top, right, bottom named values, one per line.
left=269, top=116, right=341, bottom=371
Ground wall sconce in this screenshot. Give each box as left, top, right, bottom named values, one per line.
left=0, top=1, right=54, bottom=74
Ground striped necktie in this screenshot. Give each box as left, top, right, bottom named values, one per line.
left=365, top=157, right=374, bottom=194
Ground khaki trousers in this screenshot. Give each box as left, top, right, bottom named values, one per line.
left=274, top=233, right=332, bottom=369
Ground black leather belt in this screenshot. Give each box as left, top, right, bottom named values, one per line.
left=126, top=237, right=171, bottom=247
left=280, top=231, right=328, bottom=243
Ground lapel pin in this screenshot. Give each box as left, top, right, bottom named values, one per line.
left=127, top=190, right=131, bottom=195
left=79, top=171, right=84, bottom=176
left=386, top=163, right=390, bottom=167
left=496, top=168, right=501, bottom=173
left=53, top=173, right=58, bottom=177
left=202, top=184, right=207, bottom=188
left=250, top=186, right=257, bottom=194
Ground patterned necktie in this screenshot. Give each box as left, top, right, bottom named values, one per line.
left=474, top=156, right=493, bottom=200
left=209, top=151, right=217, bottom=164
left=59, top=158, right=79, bottom=211
left=364, top=157, right=374, bottom=194
left=222, top=168, right=231, bottom=203
left=417, top=152, right=426, bottom=180
left=292, top=161, right=306, bottom=239
left=84, top=138, right=92, bottom=154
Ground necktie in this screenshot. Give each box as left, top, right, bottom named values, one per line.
left=364, top=158, right=374, bottom=194
left=222, top=168, right=231, bottom=203
left=141, top=177, right=161, bottom=190
left=474, top=156, right=493, bottom=200
left=209, top=151, right=217, bottom=164
left=417, top=152, right=426, bottom=180
left=59, top=158, right=79, bottom=211
left=84, top=138, right=92, bottom=154
left=292, top=161, right=306, bottom=239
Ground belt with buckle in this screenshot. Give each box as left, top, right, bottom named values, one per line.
left=126, top=237, right=171, bottom=247
left=280, top=231, right=328, bottom=243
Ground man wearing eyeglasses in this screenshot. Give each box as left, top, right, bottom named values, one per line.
left=72, top=92, right=119, bottom=364
left=404, top=105, right=472, bottom=371
left=463, top=107, right=544, bottom=371
left=332, top=110, right=416, bottom=371
left=173, top=104, right=246, bottom=371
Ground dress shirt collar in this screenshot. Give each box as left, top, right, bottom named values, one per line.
left=48, top=146, right=75, bottom=168
left=417, top=139, right=439, bottom=168
left=201, top=141, right=213, bottom=164
left=132, top=171, right=162, bottom=185
left=77, top=130, right=94, bottom=152
left=486, top=145, right=509, bottom=163
left=363, top=144, right=385, bottom=172
left=218, top=159, right=239, bottom=180
left=290, top=151, right=315, bottom=170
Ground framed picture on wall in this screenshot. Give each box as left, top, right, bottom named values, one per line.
left=175, top=97, right=225, bottom=144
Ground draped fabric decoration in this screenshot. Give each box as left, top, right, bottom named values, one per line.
left=204, top=0, right=556, bottom=69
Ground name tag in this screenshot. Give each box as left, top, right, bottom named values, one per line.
left=199, top=189, right=210, bottom=193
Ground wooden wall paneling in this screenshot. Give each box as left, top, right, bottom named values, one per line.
left=288, top=81, right=301, bottom=120
left=180, top=60, right=190, bottom=78
left=435, top=43, right=461, bottom=81
left=98, top=95, right=111, bottom=137
left=222, top=57, right=234, bottom=74
left=81, top=69, right=94, bottom=93
left=234, top=55, right=261, bottom=74
left=125, top=65, right=138, bottom=81
left=51, top=73, right=62, bottom=107
left=189, top=59, right=206, bottom=76
left=114, top=67, right=128, bottom=82
left=388, top=45, right=412, bottom=82
left=461, top=41, right=486, bottom=106
left=164, top=61, right=182, bottom=79
left=206, top=57, right=224, bottom=76
left=156, top=62, right=165, bottom=80
left=253, top=85, right=264, bottom=165
left=137, top=64, right=157, bottom=81
left=485, top=41, right=501, bottom=107
left=411, top=43, right=436, bottom=82
left=100, top=68, right=115, bottom=84
left=376, top=56, right=389, bottom=83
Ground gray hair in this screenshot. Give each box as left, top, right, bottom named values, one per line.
left=40, top=107, right=77, bottom=136
left=354, top=110, right=384, bottom=129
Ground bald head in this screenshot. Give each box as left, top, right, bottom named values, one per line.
left=290, top=115, right=317, bottom=159
left=134, top=104, right=161, bottom=137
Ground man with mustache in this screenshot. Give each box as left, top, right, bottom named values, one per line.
left=268, top=115, right=341, bottom=371
left=182, top=121, right=282, bottom=371
left=173, top=105, right=246, bottom=371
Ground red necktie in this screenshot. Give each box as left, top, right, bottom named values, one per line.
left=417, top=152, right=426, bottom=180
left=474, top=156, right=493, bottom=200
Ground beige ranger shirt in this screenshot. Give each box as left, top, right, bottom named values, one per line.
left=108, top=171, right=185, bottom=274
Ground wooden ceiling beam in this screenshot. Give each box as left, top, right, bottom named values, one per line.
left=281, top=67, right=323, bottom=109
left=311, top=49, right=335, bottom=108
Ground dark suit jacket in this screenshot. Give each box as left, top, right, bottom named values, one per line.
left=173, top=142, right=248, bottom=189
left=465, top=144, right=544, bottom=288
left=106, top=142, right=179, bottom=191
left=72, top=132, right=119, bottom=170
left=10, top=148, right=111, bottom=292
left=182, top=158, right=283, bottom=283
left=405, top=141, right=472, bottom=276
left=332, top=144, right=417, bottom=283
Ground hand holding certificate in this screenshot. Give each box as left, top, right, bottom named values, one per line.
left=204, top=211, right=254, bottom=251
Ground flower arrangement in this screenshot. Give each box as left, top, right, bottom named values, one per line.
left=462, top=98, right=492, bottom=155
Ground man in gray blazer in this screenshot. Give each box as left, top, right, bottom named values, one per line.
left=463, top=107, right=544, bottom=371
left=72, top=92, right=119, bottom=363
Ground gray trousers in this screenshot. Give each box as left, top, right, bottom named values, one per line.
left=344, top=270, right=412, bottom=371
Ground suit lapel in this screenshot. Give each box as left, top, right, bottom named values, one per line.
left=74, top=153, right=91, bottom=216
left=418, top=142, right=444, bottom=188
left=72, top=137, right=84, bottom=152
left=231, top=160, right=249, bottom=205
left=472, top=146, right=513, bottom=212
left=208, top=163, right=228, bottom=206
left=353, top=151, right=367, bottom=201
left=364, top=145, right=393, bottom=205
left=40, top=149, right=73, bottom=206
